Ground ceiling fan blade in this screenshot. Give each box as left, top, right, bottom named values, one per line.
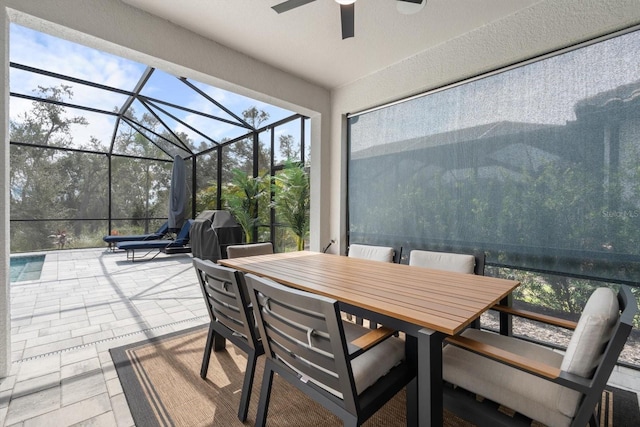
left=340, top=3, right=355, bottom=39
left=397, top=0, right=424, bottom=3
left=272, top=0, right=316, bottom=14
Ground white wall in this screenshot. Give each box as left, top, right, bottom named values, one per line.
left=0, top=6, right=10, bottom=378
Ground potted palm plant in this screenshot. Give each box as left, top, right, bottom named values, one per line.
left=225, top=169, right=267, bottom=243
left=272, top=161, right=310, bottom=251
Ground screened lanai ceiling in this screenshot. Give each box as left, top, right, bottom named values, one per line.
left=120, top=0, right=541, bottom=89
left=9, top=24, right=296, bottom=161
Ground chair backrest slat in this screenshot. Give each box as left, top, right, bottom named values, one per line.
left=193, top=258, right=257, bottom=345
left=227, top=242, right=274, bottom=259
left=246, top=274, right=352, bottom=399
left=260, top=306, right=336, bottom=367
left=206, top=286, right=245, bottom=333
left=269, top=338, right=342, bottom=393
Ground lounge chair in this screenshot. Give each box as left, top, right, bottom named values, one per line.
left=117, top=220, right=192, bottom=261
left=103, top=221, right=169, bottom=250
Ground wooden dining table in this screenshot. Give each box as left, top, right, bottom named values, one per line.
left=219, top=250, right=520, bottom=427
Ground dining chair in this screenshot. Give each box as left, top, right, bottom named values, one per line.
left=409, top=249, right=485, bottom=328
left=347, top=243, right=396, bottom=327
left=226, top=242, right=274, bottom=258
left=244, top=273, right=415, bottom=427
left=442, top=286, right=637, bottom=427
left=408, top=249, right=485, bottom=275
left=192, top=257, right=264, bottom=422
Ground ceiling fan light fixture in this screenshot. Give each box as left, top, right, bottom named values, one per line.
left=397, top=0, right=426, bottom=15
left=335, top=0, right=356, bottom=5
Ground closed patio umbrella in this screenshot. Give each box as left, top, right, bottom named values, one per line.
left=168, top=155, right=187, bottom=232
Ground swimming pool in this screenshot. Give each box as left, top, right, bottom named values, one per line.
left=10, top=254, right=45, bottom=282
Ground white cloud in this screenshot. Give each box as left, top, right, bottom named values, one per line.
left=9, top=23, right=296, bottom=152
left=10, top=24, right=144, bottom=149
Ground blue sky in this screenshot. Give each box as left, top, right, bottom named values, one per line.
left=9, top=24, right=296, bottom=154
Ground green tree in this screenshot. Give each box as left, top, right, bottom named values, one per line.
left=279, top=134, right=299, bottom=161
left=9, top=85, right=89, bottom=251
left=111, top=109, right=175, bottom=232
left=224, top=107, right=270, bottom=179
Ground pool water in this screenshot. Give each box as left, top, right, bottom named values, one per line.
left=10, top=254, right=45, bottom=282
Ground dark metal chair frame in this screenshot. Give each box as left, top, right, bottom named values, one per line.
left=444, top=285, right=638, bottom=427
left=192, top=258, right=264, bottom=422
left=245, top=273, right=416, bottom=427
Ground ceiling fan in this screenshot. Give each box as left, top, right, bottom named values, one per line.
left=271, top=0, right=426, bottom=40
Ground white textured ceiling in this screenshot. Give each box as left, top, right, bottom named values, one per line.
left=120, top=0, right=540, bottom=89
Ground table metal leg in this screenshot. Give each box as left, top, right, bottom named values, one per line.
left=405, top=336, right=418, bottom=427
left=499, top=294, right=513, bottom=336
left=417, top=328, right=445, bottom=427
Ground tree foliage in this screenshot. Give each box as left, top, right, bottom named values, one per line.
left=223, top=169, right=268, bottom=243
left=272, top=162, right=310, bottom=251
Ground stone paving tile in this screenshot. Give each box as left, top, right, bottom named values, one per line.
left=21, top=338, right=84, bottom=359
left=25, top=331, right=72, bottom=349
left=61, top=347, right=98, bottom=367
left=23, top=392, right=112, bottom=427
left=0, top=375, right=16, bottom=393
left=71, top=410, right=118, bottom=427
left=0, top=389, right=11, bottom=410
left=16, top=321, right=53, bottom=335
left=60, top=358, right=102, bottom=380
left=61, top=371, right=107, bottom=407
left=12, top=372, right=59, bottom=399
left=4, top=385, right=61, bottom=426
left=109, top=323, right=147, bottom=337
left=15, top=355, right=61, bottom=382
left=110, top=393, right=134, bottom=427
left=71, top=325, right=103, bottom=339
left=0, top=406, right=7, bottom=426
left=81, top=331, right=115, bottom=345
left=11, top=331, right=38, bottom=344
left=105, top=377, right=122, bottom=398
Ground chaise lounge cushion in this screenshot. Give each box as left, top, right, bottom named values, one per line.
left=103, top=222, right=169, bottom=244
left=116, top=220, right=192, bottom=251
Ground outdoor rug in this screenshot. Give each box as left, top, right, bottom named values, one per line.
left=110, top=325, right=640, bottom=427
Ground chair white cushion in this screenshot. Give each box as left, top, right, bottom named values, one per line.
left=409, top=250, right=475, bottom=274
left=348, top=244, right=394, bottom=263
left=560, top=287, right=619, bottom=378
left=343, top=321, right=405, bottom=394
left=443, top=328, right=580, bottom=427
